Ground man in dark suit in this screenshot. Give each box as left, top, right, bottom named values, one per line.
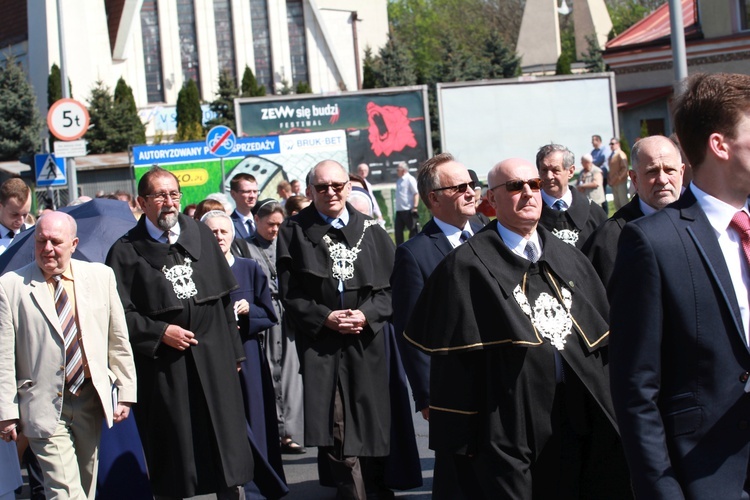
left=229, top=173, right=259, bottom=240
left=610, top=73, right=750, bottom=498
left=582, top=135, right=685, bottom=286
left=536, top=143, right=607, bottom=249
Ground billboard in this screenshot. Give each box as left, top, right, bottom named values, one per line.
left=131, top=130, right=348, bottom=206
left=235, top=86, right=432, bottom=183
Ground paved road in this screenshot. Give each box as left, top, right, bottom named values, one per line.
left=281, top=403, right=434, bottom=499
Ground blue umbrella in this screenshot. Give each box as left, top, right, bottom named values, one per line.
left=0, top=198, right=137, bottom=274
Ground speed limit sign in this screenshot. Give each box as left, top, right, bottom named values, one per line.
left=47, top=98, right=90, bottom=141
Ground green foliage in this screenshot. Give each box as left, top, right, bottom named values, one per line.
left=362, top=47, right=378, bottom=89
left=606, top=0, right=665, bottom=39
left=241, top=66, right=266, bottom=97
left=295, top=81, right=312, bottom=94
left=370, top=32, right=418, bottom=88
left=48, top=64, right=62, bottom=108
left=175, top=79, right=203, bottom=141
left=582, top=35, right=607, bottom=72
left=85, top=79, right=146, bottom=154
left=278, top=76, right=293, bottom=95
left=0, top=56, right=43, bottom=161
left=555, top=52, right=573, bottom=75
left=206, top=70, right=239, bottom=130
left=480, top=33, right=521, bottom=78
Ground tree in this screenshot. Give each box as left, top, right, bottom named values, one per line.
left=175, top=79, right=204, bottom=141
left=555, top=52, right=573, bottom=75
left=48, top=63, right=62, bottom=108
left=362, top=47, right=378, bottom=89
left=85, top=79, right=146, bottom=154
left=606, top=0, right=665, bottom=39
left=295, top=81, right=312, bottom=94
left=0, top=56, right=43, bottom=161
left=206, top=70, right=239, bottom=130
left=481, top=33, right=521, bottom=79
left=371, top=32, right=417, bottom=88
left=582, top=35, right=607, bottom=73
left=241, top=66, right=266, bottom=97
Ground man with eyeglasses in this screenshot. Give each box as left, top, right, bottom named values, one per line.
left=230, top=173, right=260, bottom=240
left=537, top=144, right=608, bottom=249
left=405, top=157, right=628, bottom=498
left=106, top=166, right=253, bottom=499
left=277, top=160, right=396, bottom=499
left=391, top=153, right=485, bottom=499
left=394, top=162, right=420, bottom=245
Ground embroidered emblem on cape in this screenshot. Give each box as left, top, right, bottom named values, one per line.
left=322, top=220, right=378, bottom=281
left=552, top=228, right=579, bottom=246
left=514, top=284, right=573, bottom=350
left=162, top=257, right=198, bottom=299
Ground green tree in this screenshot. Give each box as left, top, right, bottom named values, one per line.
left=175, top=79, right=204, bottom=141
left=85, top=79, right=146, bottom=154
left=480, top=33, right=521, bottom=78
left=48, top=63, right=62, bottom=108
left=206, top=70, right=239, bottom=130
left=606, top=0, right=665, bottom=39
left=582, top=35, right=607, bottom=72
left=241, top=66, right=266, bottom=97
left=371, top=32, right=417, bottom=88
left=362, top=47, right=378, bottom=89
left=295, top=81, right=312, bottom=94
left=0, top=56, right=43, bottom=161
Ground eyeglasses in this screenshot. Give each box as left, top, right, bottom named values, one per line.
left=489, top=178, right=543, bottom=193
left=432, top=181, right=476, bottom=195
left=609, top=142, right=617, bottom=146
left=313, top=182, right=348, bottom=194
left=144, top=191, right=182, bottom=202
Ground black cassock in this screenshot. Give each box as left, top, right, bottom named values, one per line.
left=539, top=188, right=607, bottom=249
left=277, top=203, right=394, bottom=457
left=405, top=222, right=631, bottom=499
left=106, top=214, right=253, bottom=497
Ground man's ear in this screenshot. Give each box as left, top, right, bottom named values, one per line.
left=708, top=132, right=730, bottom=161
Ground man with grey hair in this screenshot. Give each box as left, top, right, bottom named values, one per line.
left=537, top=143, right=607, bottom=249
left=356, top=163, right=383, bottom=221
left=394, top=162, right=420, bottom=245
left=277, top=160, right=395, bottom=499
left=576, top=153, right=606, bottom=207
left=106, top=166, right=253, bottom=498
left=582, top=135, right=685, bottom=285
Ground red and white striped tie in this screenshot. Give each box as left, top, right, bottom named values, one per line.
left=54, top=275, right=84, bottom=395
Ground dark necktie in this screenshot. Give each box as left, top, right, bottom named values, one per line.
left=7, top=230, right=14, bottom=239
left=553, top=199, right=567, bottom=211
left=54, top=276, right=84, bottom=395
left=246, top=219, right=255, bottom=235
left=459, top=230, right=472, bottom=244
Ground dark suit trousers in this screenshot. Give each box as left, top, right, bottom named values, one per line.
left=395, top=211, right=418, bottom=246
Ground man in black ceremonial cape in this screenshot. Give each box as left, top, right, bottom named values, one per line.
left=106, top=167, right=252, bottom=499
left=277, top=160, right=394, bottom=499
left=404, top=158, right=630, bottom=499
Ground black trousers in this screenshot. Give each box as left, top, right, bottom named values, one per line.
left=394, top=210, right=418, bottom=246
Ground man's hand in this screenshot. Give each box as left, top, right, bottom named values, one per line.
left=325, top=309, right=368, bottom=334
left=113, top=402, right=131, bottom=423
left=233, top=299, right=249, bottom=316
left=420, top=407, right=430, bottom=421
left=162, top=324, right=198, bottom=351
left=0, top=419, right=18, bottom=442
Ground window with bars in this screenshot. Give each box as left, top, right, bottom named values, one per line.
left=250, top=0, right=273, bottom=92
left=140, top=0, right=164, bottom=103
left=214, top=0, right=237, bottom=83
left=287, top=0, right=309, bottom=87
left=177, top=0, right=201, bottom=94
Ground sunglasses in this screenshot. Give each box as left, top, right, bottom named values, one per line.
left=432, top=181, right=476, bottom=195
left=313, top=182, right=348, bottom=194
left=490, top=178, right=543, bottom=193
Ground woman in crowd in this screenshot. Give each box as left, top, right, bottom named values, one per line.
left=201, top=210, right=288, bottom=499
left=284, top=195, right=310, bottom=217
left=576, top=152, right=606, bottom=207
left=247, top=199, right=306, bottom=454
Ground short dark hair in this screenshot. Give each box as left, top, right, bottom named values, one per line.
left=417, top=152, right=455, bottom=209
left=0, top=178, right=30, bottom=205
left=229, top=173, right=257, bottom=191
left=592, top=134, right=602, bottom=142
left=137, top=166, right=179, bottom=197
left=536, top=144, right=574, bottom=170
left=674, top=73, right=750, bottom=170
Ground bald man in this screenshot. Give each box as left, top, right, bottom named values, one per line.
left=405, top=158, right=628, bottom=498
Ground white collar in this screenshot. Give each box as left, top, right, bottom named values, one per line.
left=145, top=216, right=181, bottom=243
left=541, top=188, right=573, bottom=209
left=690, top=183, right=750, bottom=236
left=495, top=222, right=542, bottom=260
left=434, top=217, right=472, bottom=248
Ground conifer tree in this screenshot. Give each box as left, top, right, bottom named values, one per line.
left=240, top=66, right=266, bottom=97
left=175, top=79, right=204, bottom=141
left=85, top=79, right=146, bottom=154
left=0, top=56, right=43, bottom=161
left=207, top=70, right=239, bottom=130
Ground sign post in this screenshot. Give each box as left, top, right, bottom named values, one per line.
left=206, top=126, right=236, bottom=193
left=47, top=98, right=89, bottom=200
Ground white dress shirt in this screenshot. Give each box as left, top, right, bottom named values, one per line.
left=434, top=217, right=473, bottom=249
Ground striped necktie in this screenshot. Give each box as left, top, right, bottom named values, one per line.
left=54, top=275, right=84, bottom=395
left=459, top=230, right=472, bottom=244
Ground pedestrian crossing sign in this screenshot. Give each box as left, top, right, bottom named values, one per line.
left=35, top=154, right=67, bottom=186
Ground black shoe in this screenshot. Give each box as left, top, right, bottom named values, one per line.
left=281, top=439, right=307, bottom=454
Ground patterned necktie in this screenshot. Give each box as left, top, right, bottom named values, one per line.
left=553, top=199, right=567, bottom=211
left=459, top=230, right=472, bottom=244
left=162, top=231, right=170, bottom=244
left=731, top=211, right=750, bottom=268
left=524, top=241, right=539, bottom=263
left=54, top=276, right=84, bottom=395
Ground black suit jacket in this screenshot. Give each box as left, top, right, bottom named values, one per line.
left=581, top=195, right=644, bottom=286
left=231, top=210, right=254, bottom=240
left=390, top=217, right=484, bottom=411
left=539, top=187, right=607, bottom=249
left=609, top=187, right=750, bottom=498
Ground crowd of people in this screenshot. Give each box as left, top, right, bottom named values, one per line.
left=0, top=71, right=750, bottom=500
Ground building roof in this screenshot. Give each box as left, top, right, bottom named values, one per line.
left=605, top=0, right=700, bottom=51
left=616, top=85, right=673, bottom=110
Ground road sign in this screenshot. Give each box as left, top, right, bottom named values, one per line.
left=206, top=126, right=236, bottom=157
left=35, top=154, right=67, bottom=186
left=53, top=139, right=87, bottom=158
left=47, top=98, right=90, bottom=141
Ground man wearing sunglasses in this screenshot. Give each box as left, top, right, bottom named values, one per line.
left=537, top=144, right=608, bottom=249
left=405, top=157, right=628, bottom=498
left=277, top=160, right=396, bottom=499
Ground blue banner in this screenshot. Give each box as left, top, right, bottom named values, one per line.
left=132, top=136, right=280, bottom=166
